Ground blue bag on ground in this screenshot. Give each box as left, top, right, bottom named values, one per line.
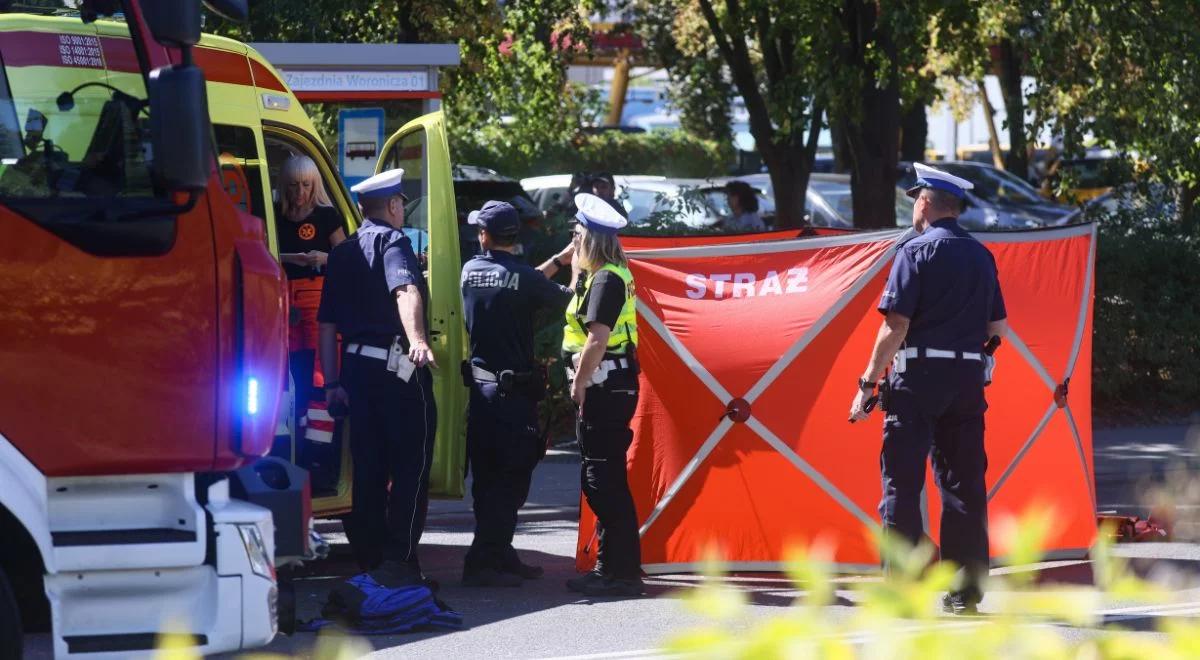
left=301, top=573, right=462, bottom=634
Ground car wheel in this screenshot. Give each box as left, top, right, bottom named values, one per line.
left=0, top=569, right=23, bottom=659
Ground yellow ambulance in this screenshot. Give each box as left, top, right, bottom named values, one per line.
left=1, top=13, right=468, bottom=515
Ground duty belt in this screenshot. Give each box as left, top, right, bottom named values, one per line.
left=345, top=343, right=389, bottom=360
left=564, top=357, right=631, bottom=380
left=471, top=365, right=535, bottom=384
left=901, top=347, right=982, bottom=361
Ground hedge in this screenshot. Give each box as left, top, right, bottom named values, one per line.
left=1092, top=205, right=1200, bottom=417
left=451, top=127, right=735, bottom=180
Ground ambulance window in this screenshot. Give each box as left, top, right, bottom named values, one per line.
left=381, top=128, right=430, bottom=256
left=0, top=65, right=22, bottom=161
left=213, top=124, right=268, bottom=230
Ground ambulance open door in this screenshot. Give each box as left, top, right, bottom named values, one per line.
left=376, top=111, right=467, bottom=498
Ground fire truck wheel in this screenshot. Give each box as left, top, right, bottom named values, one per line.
left=0, top=568, right=22, bottom=659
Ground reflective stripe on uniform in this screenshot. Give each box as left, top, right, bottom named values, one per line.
left=305, top=401, right=335, bottom=444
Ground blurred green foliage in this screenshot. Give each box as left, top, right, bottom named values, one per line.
left=454, top=127, right=734, bottom=180
left=666, top=511, right=1184, bottom=659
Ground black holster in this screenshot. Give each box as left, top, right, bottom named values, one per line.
left=879, top=379, right=892, bottom=412
left=504, top=367, right=547, bottom=401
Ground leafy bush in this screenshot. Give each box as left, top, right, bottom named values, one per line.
left=1092, top=191, right=1200, bottom=417
left=451, top=127, right=735, bottom=180
left=669, top=510, right=1187, bottom=659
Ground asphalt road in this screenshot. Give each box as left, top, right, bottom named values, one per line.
left=23, top=423, right=1200, bottom=658
left=245, top=423, right=1200, bottom=659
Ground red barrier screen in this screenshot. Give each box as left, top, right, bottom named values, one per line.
left=577, top=225, right=1097, bottom=573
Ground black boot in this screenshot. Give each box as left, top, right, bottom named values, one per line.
left=566, top=570, right=607, bottom=593
left=941, top=592, right=981, bottom=615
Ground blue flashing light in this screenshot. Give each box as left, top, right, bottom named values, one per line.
left=247, top=377, right=260, bottom=415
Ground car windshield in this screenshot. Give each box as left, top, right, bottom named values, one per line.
left=621, top=185, right=719, bottom=228
left=699, top=187, right=774, bottom=217
left=0, top=30, right=156, bottom=200
left=810, top=179, right=913, bottom=227
left=1060, top=158, right=1129, bottom=189
left=809, top=180, right=854, bottom=219
left=940, top=163, right=1042, bottom=204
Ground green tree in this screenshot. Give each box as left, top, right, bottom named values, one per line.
left=445, top=0, right=596, bottom=163
left=208, top=0, right=595, bottom=170
left=634, top=0, right=833, bottom=229
left=635, top=1, right=734, bottom=145
left=1024, top=0, right=1200, bottom=227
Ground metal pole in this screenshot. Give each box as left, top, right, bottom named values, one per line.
left=605, top=48, right=631, bottom=127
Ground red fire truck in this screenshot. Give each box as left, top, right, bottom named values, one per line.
left=0, top=0, right=295, bottom=655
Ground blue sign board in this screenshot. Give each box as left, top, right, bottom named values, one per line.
left=337, top=107, right=386, bottom=198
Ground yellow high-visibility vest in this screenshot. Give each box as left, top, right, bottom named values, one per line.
left=562, top=262, right=638, bottom=354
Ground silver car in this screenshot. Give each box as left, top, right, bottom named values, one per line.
left=897, top=161, right=1073, bottom=230
left=724, top=173, right=913, bottom=228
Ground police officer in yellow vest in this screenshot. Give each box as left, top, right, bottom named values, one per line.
left=562, top=193, right=644, bottom=598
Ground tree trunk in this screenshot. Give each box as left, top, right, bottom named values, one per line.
left=760, top=144, right=811, bottom=229
left=831, top=120, right=851, bottom=173
left=978, top=81, right=1006, bottom=170
left=841, top=0, right=901, bottom=230
left=899, top=101, right=928, bottom=163
left=1181, top=182, right=1199, bottom=233
left=993, top=39, right=1029, bottom=179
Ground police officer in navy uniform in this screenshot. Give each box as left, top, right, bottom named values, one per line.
left=849, top=163, right=1009, bottom=614
left=459, top=200, right=576, bottom=587
left=562, top=193, right=644, bottom=598
left=317, top=168, right=439, bottom=584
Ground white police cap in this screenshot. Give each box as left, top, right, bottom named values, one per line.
left=906, top=162, right=975, bottom=199
left=574, top=192, right=628, bottom=235
left=351, top=168, right=409, bottom=201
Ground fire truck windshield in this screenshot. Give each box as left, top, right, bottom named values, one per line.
left=0, top=45, right=156, bottom=201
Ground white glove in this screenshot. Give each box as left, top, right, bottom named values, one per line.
left=984, top=354, right=996, bottom=386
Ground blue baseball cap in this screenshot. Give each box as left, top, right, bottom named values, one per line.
left=467, top=200, right=520, bottom=236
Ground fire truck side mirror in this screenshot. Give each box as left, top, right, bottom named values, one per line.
left=204, top=0, right=249, bottom=22
left=141, top=0, right=201, bottom=48
left=149, top=64, right=212, bottom=193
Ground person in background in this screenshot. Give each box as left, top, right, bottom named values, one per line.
left=590, top=172, right=629, bottom=219
left=275, top=155, right=345, bottom=464
left=723, top=180, right=767, bottom=232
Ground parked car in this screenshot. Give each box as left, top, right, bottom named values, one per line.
left=1059, top=182, right=1175, bottom=226
left=725, top=173, right=913, bottom=228
left=522, top=174, right=666, bottom=214
left=897, top=160, right=1072, bottom=230
left=522, top=174, right=774, bottom=229
left=408, top=164, right=542, bottom=263
left=1039, top=155, right=1132, bottom=204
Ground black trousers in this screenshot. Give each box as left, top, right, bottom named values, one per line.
left=577, top=385, right=641, bottom=579
left=880, top=359, right=989, bottom=599
left=341, top=353, right=437, bottom=571
left=287, top=349, right=339, bottom=489
left=288, top=349, right=316, bottom=457
left=464, top=382, right=542, bottom=573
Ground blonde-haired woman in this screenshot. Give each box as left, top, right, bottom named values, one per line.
left=275, top=155, right=345, bottom=461
left=562, top=193, right=644, bottom=598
